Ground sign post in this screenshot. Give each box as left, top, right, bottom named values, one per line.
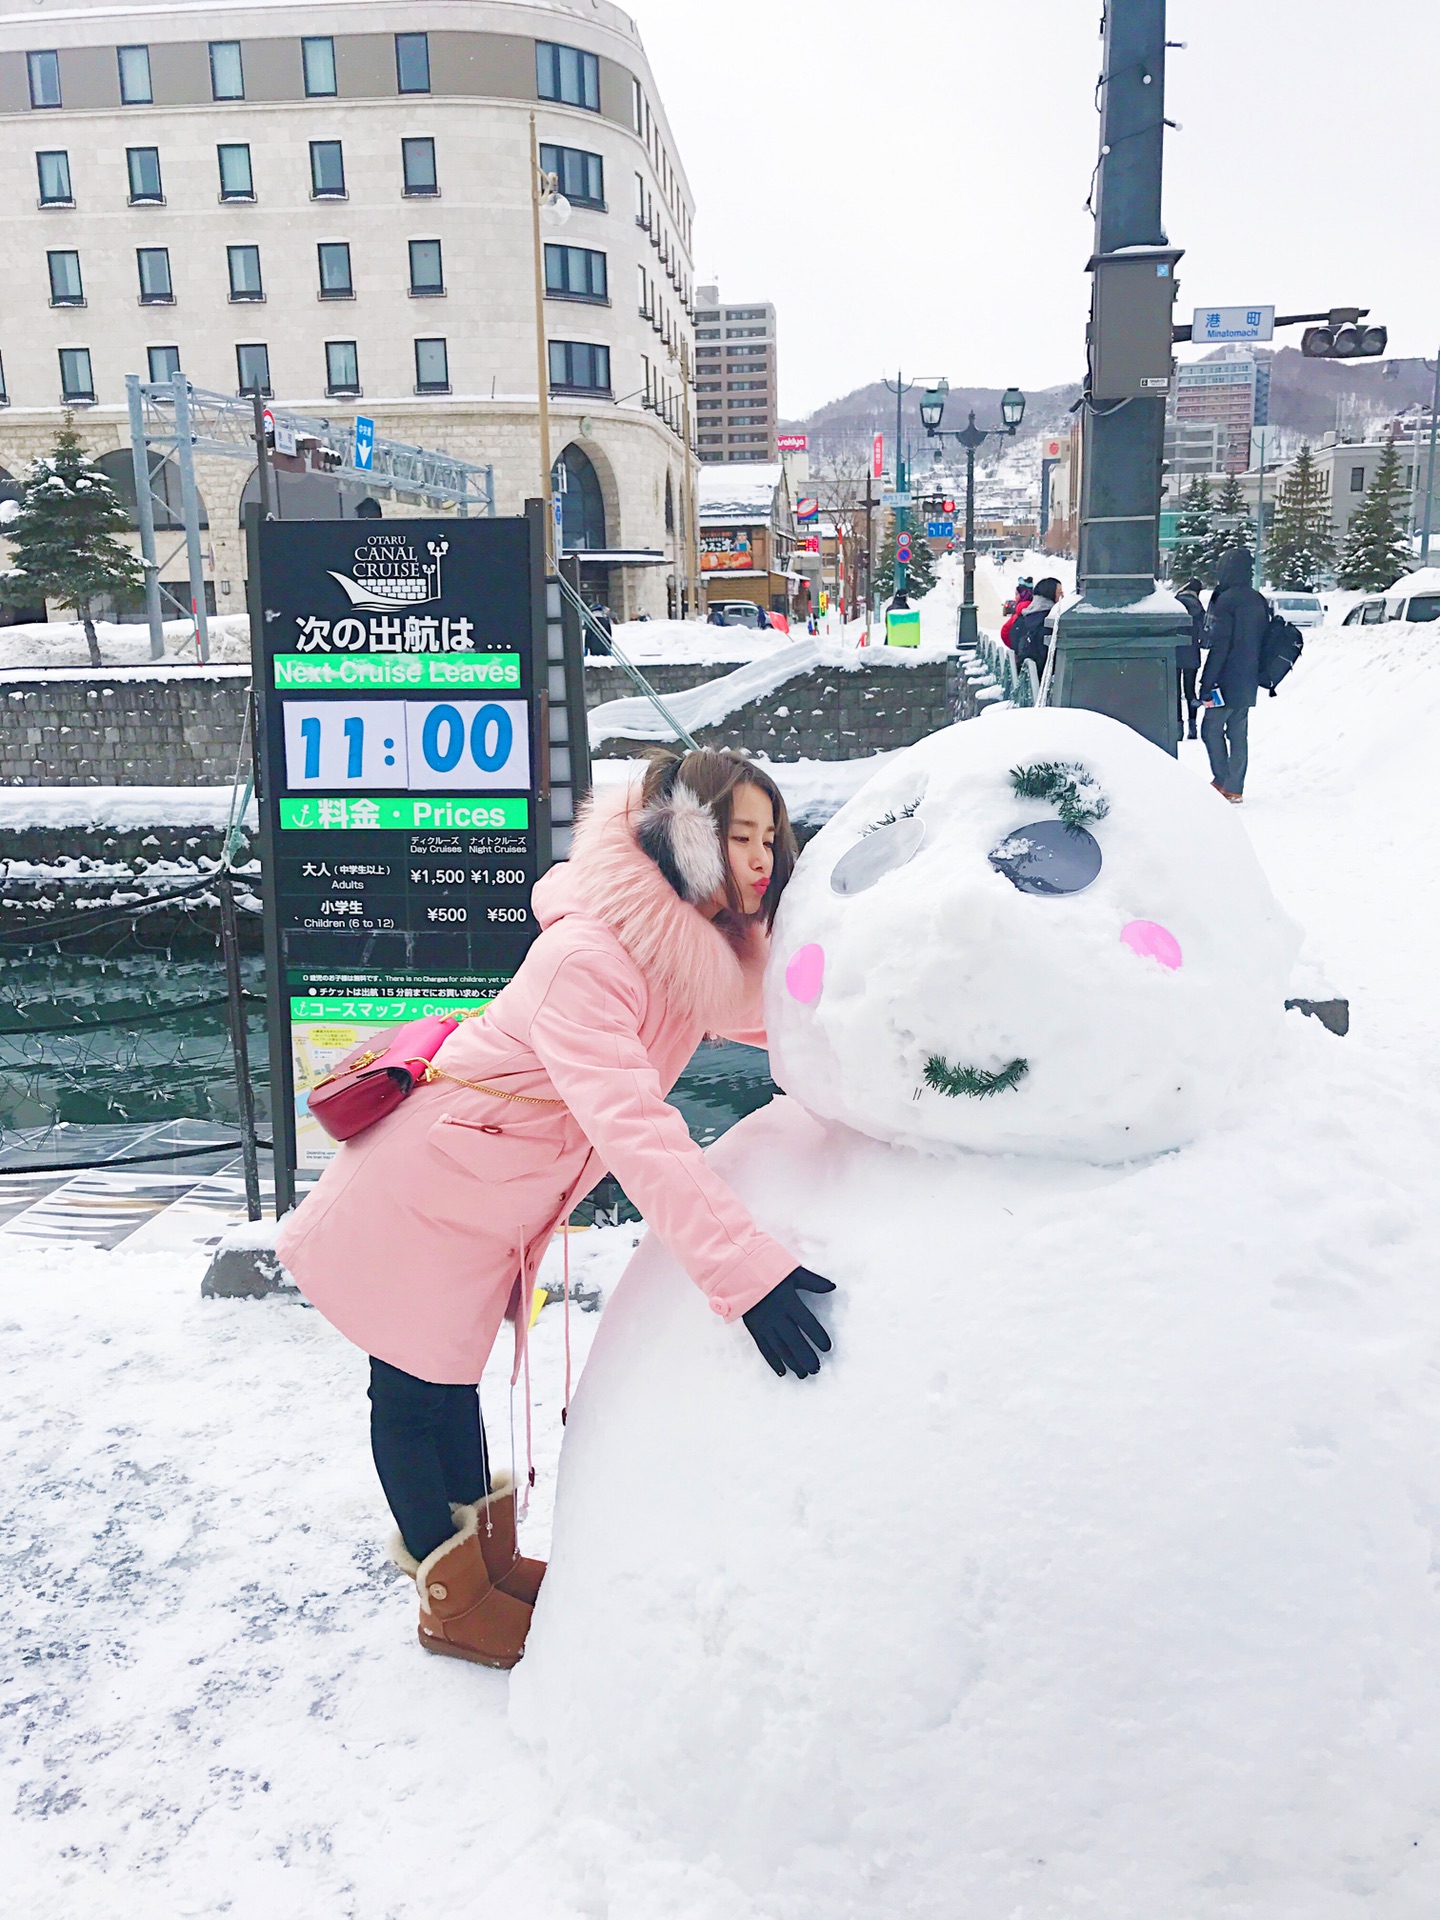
left=249, top=514, right=551, bottom=1213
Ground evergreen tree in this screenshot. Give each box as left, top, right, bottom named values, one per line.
left=875, top=514, right=937, bottom=599
left=1168, top=475, right=1214, bottom=584
left=1266, top=443, right=1335, bottom=590
left=1210, top=473, right=1254, bottom=569
left=1337, top=436, right=1412, bottom=592
left=0, top=423, right=143, bottom=666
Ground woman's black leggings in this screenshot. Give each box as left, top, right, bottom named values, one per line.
left=368, top=1357, right=491, bottom=1565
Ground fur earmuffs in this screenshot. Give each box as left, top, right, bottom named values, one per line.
left=634, top=764, right=726, bottom=905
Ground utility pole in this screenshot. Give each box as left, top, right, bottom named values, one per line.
left=1049, top=0, right=1188, bottom=754
left=529, top=114, right=555, bottom=556
left=1422, top=348, right=1439, bottom=567
left=864, top=465, right=876, bottom=643
left=882, top=371, right=916, bottom=594
left=125, top=373, right=166, bottom=661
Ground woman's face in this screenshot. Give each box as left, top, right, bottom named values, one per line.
left=722, top=782, right=776, bottom=917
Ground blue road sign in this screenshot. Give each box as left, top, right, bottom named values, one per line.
left=926, top=520, right=955, bottom=538
left=354, top=416, right=375, bottom=471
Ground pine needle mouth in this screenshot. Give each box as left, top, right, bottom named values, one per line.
left=923, top=1054, right=1030, bottom=1099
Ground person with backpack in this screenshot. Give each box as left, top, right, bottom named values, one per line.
left=1198, top=548, right=1269, bottom=803
left=1011, top=577, right=1063, bottom=684
left=1174, top=576, right=1205, bottom=740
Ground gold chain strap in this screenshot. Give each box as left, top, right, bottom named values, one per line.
left=422, top=1064, right=565, bottom=1106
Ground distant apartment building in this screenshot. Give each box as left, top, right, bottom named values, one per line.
left=1166, top=351, right=1270, bottom=478
left=692, top=284, right=776, bottom=463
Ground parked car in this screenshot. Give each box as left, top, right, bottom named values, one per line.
left=1342, top=597, right=1388, bottom=626
left=1342, top=589, right=1440, bottom=626
left=707, top=601, right=771, bottom=630
left=1268, top=592, right=1325, bottom=628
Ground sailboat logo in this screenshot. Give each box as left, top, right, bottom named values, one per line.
left=329, top=537, right=447, bottom=610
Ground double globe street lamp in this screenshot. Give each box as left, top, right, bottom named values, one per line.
left=919, top=380, right=1026, bottom=645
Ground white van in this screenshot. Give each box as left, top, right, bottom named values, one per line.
left=1268, top=592, right=1324, bottom=627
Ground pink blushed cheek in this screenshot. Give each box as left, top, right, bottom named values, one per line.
left=785, top=943, right=825, bottom=1004
left=1121, top=920, right=1183, bottom=970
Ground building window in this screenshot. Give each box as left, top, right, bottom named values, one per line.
left=302, top=36, right=337, bottom=97
left=217, top=143, right=253, bottom=200
left=548, top=340, right=610, bottom=395
left=47, top=250, right=83, bottom=305
left=402, top=136, right=437, bottom=195
left=695, top=329, right=720, bottom=340
left=697, top=399, right=721, bottom=412
left=127, top=146, right=163, bottom=204
left=408, top=239, right=444, bottom=295
left=117, top=45, right=152, bottom=104
left=545, top=243, right=607, bottom=303
left=209, top=41, right=244, bottom=101
left=36, top=150, right=72, bottom=205
left=552, top=443, right=606, bottom=551
left=0, top=354, right=10, bottom=404
left=395, top=33, right=430, bottom=94
left=228, top=244, right=263, bottom=301
left=236, top=343, right=270, bottom=396
left=137, top=247, right=173, bottom=303
left=414, top=336, right=449, bottom=393
left=539, top=143, right=604, bottom=209
left=1350, top=465, right=1365, bottom=493
left=325, top=339, right=360, bottom=395
left=697, top=433, right=722, bottom=446
left=59, top=346, right=94, bottom=402
left=148, top=344, right=181, bottom=382
left=28, top=51, right=61, bottom=109
left=317, top=242, right=353, bottom=298
left=536, top=42, right=599, bottom=112
left=695, top=382, right=721, bottom=394
left=310, top=140, right=345, bottom=198
left=726, top=308, right=767, bottom=321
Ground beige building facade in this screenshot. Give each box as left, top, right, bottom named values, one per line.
left=0, top=0, right=699, bottom=619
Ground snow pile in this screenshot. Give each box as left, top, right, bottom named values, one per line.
left=766, top=707, right=1297, bottom=1159
left=589, top=637, right=821, bottom=745
left=591, top=749, right=900, bottom=833
left=513, top=707, right=1440, bottom=1917
left=0, top=613, right=251, bottom=669
left=601, top=619, right=796, bottom=666
left=0, top=785, right=256, bottom=830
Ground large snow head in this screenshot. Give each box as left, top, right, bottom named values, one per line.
left=766, top=708, right=1299, bottom=1159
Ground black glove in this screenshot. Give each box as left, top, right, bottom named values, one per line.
left=742, top=1266, right=836, bottom=1380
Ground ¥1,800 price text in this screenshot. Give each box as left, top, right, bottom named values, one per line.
left=409, top=867, right=527, bottom=886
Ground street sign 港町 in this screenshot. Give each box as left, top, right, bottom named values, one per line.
left=251, top=516, right=548, bottom=1196
left=354, top=415, right=375, bottom=471
left=1192, top=305, right=1275, bottom=344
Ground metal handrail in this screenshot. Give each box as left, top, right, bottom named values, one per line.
left=551, top=571, right=699, bottom=751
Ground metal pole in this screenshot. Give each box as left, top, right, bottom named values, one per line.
left=529, top=114, right=555, bottom=554
left=218, top=865, right=262, bottom=1221
left=125, top=373, right=166, bottom=661
left=171, top=372, right=210, bottom=662
left=251, top=392, right=276, bottom=521
left=864, top=469, right=875, bottom=642
left=959, top=438, right=979, bottom=645
left=1422, top=349, right=1440, bottom=566
left=1254, top=427, right=1267, bottom=587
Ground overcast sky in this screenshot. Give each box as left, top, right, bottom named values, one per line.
left=633, top=0, right=1440, bottom=418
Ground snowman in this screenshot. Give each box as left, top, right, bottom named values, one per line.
left=512, top=710, right=1440, bottom=1919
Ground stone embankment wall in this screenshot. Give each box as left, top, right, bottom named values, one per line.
left=0, top=669, right=250, bottom=786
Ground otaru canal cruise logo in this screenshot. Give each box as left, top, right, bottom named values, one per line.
left=328, top=535, right=448, bottom=610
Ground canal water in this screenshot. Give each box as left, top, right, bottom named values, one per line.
left=0, top=952, right=779, bottom=1168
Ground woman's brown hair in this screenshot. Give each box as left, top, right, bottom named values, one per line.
left=638, top=747, right=797, bottom=929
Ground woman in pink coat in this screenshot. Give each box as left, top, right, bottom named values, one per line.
left=277, top=748, right=836, bottom=1669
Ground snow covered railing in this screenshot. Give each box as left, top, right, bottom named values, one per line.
left=588, top=638, right=822, bottom=747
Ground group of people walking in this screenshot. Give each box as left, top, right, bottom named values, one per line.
left=1003, top=549, right=1272, bottom=802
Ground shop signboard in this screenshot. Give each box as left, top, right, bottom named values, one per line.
left=251, top=515, right=548, bottom=1206
left=700, top=529, right=756, bottom=572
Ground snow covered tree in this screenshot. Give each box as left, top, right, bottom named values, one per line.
left=1210, top=474, right=1254, bottom=566
left=1167, top=476, right=1214, bottom=584
left=1266, top=444, right=1335, bottom=590
left=875, top=515, right=937, bottom=599
left=1337, top=436, right=1411, bottom=592
left=0, top=424, right=143, bottom=666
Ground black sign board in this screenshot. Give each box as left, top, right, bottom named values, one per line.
left=249, top=509, right=549, bottom=1209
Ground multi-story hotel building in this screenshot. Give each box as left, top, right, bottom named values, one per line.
left=692, top=283, right=777, bottom=465
left=0, top=0, right=697, bottom=618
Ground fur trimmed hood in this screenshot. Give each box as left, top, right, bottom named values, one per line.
left=531, top=784, right=767, bottom=1031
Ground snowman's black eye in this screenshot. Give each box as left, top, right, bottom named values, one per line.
left=831, top=813, right=926, bottom=895
left=989, top=819, right=1102, bottom=896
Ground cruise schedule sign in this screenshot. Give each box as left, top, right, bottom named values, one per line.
left=251, top=516, right=547, bottom=1194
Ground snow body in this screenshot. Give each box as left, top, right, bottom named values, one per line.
left=513, top=710, right=1440, bottom=1916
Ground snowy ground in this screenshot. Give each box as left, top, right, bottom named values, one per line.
left=3, top=616, right=1438, bottom=1915
left=0, top=616, right=252, bottom=670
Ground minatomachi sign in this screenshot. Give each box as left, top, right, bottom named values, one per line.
left=250, top=516, right=549, bottom=1202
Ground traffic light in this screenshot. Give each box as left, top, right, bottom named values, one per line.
left=311, top=444, right=344, bottom=473
left=1302, top=322, right=1387, bottom=359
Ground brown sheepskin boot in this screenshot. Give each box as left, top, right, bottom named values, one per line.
left=413, top=1508, right=534, bottom=1668
left=470, top=1472, right=548, bottom=1606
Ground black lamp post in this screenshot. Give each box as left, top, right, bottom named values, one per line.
left=921, top=384, right=1026, bottom=644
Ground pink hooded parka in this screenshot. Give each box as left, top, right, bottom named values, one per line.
left=275, top=785, right=798, bottom=1384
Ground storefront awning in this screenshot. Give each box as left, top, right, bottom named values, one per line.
left=561, top=548, right=670, bottom=567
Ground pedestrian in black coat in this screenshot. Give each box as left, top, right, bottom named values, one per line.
left=1011, top=578, right=1063, bottom=687
left=1174, top=576, right=1205, bottom=740
left=1199, top=549, right=1269, bottom=802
